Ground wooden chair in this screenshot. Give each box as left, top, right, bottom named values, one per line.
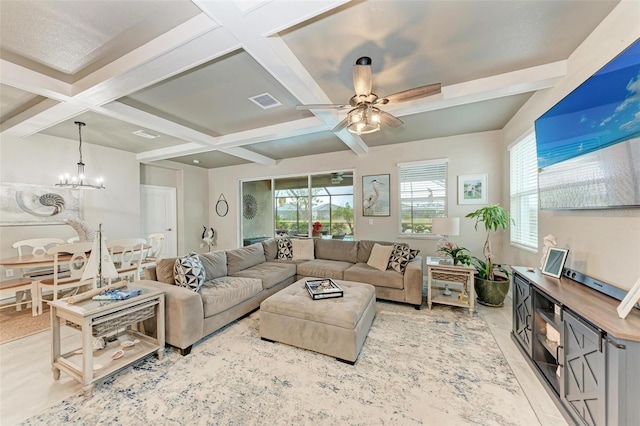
left=10, top=238, right=65, bottom=311
left=140, top=233, right=165, bottom=277
left=107, top=238, right=146, bottom=283
left=36, top=242, right=94, bottom=315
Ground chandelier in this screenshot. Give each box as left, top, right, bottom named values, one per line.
left=347, top=104, right=381, bottom=135
left=56, top=121, right=105, bottom=190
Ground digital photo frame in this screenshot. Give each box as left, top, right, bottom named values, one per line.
left=541, top=247, right=569, bottom=278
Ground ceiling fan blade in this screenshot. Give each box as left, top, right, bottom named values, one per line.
left=380, top=111, right=404, bottom=128
left=353, top=65, right=372, bottom=98
left=331, top=116, right=350, bottom=133
left=379, top=83, right=442, bottom=104
left=296, top=104, right=347, bottom=110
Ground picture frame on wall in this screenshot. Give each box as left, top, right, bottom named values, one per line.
left=458, top=174, right=488, bottom=205
left=362, top=174, right=390, bottom=216
left=0, top=182, right=83, bottom=226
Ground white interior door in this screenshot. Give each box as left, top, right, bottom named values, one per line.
left=141, top=184, right=177, bottom=257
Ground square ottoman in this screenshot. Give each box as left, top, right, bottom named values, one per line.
left=259, top=278, right=376, bottom=364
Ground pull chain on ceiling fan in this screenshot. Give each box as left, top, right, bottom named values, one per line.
left=297, top=56, right=441, bottom=135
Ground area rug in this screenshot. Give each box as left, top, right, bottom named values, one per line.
left=22, top=302, right=540, bottom=425
left=0, top=305, right=49, bottom=344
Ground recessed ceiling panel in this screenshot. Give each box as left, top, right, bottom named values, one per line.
left=0, top=0, right=201, bottom=81
left=120, top=50, right=313, bottom=136
left=363, top=92, right=534, bottom=147
left=40, top=111, right=190, bottom=153
left=169, top=151, right=251, bottom=169
left=0, top=84, right=45, bottom=124
left=245, top=131, right=350, bottom=160
left=281, top=1, right=618, bottom=104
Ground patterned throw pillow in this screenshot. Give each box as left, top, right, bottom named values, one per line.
left=387, top=244, right=420, bottom=273
left=277, top=238, right=293, bottom=260
left=174, top=252, right=205, bottom=292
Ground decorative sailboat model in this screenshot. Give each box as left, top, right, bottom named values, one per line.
left=68, top=224, right=126, bottom=304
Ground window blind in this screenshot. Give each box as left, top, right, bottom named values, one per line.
left=509, top=133, right=538, bottom=251
left=398, top=159, right=448, bottom=235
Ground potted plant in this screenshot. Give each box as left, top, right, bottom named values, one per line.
left=466, top=204, right=513, bottom=307
left=437, top=242, right=472, bottom=266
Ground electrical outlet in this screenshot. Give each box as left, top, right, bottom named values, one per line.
left=200, top=243, right=204, bottom=248
left=5, top=269, right=14, bottom=278
left=368, top=219, right=374, bottom=225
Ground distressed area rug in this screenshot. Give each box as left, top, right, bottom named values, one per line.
left=23, top=302, right=539, bottom=425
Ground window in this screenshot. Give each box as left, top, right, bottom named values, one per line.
left=509, top=132, right=538, bottom=251
left=398, top=159, right=448, bottom=235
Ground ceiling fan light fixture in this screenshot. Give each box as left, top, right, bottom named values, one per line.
left=347, top=106, right=381, bottom=135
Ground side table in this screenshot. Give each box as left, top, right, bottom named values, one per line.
left=49, top=287, right=165, bottom=396
left=426, top=258, right=475, bottom=316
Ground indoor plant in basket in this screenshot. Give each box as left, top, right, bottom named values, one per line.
left=466, top=204, right=514, bottom=307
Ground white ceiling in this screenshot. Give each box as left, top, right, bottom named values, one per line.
left=0, top=0, right=620, bottom=169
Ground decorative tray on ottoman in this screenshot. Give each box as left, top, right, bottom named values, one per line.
left=305, top=278, right=344, bottom=300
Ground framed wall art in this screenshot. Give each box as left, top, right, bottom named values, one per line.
left=362, top=174, right=390, bottom=216
left=458, top=174, right=488, bottom=205
left=0, top=182, right=83, bottom=226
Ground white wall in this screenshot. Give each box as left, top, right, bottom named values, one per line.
left=0, top=133, right=140, bottom=261
left=502, top=1, right=640, bottom=290
left=209, top=131, right=505, bottom=261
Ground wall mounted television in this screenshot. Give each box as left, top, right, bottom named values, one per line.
left=535, top=39, right=640, bottom=210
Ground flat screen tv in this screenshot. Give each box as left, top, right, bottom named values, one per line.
left=535, top=39, right=640, bottom=210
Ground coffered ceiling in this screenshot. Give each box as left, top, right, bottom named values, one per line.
left=0, top=0, right=620, bottom=169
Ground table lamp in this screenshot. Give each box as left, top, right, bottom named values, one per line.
left=431, top=217, right=460, bottom=295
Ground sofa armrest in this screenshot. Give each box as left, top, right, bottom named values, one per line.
left=403, top=255, right=424, bottom=306
left=136, top=279, right=204, bottom=350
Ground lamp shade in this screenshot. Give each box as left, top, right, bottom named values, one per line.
left=431, top=217, right=460, bottom=236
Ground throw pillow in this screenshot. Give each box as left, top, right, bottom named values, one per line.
left=174, top=252, right=206, bottom=292
left=387, top=244, right=420, bottom=273
left=367, top=243, right=394, bottom=271
left=277, top=238, right=293, bottom=260
left=292, top=238, right=314, bottom=260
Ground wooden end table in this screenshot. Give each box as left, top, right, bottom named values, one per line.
left=48, top=287, right=164, bottom=396
left=426, top=258, right=475, bottom=316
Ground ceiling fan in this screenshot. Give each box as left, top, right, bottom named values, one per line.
left=297, top=56, right=441, bottom=135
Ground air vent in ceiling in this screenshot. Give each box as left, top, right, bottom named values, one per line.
left=132, top=129, right=160, bottom=139
left=249, top=92, right=282, bottom=109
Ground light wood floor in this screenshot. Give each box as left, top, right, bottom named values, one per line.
left=0, top=296, right=569, bottom=426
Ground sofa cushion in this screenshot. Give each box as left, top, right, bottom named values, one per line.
left=277, top=238, right=293, bottom=260
left=155, top=258, right=178, bottom=285
left=296, top=259, right=354, bottom=280
left=200, top=251, right=227, bottom=279
left=367, top=243, right=394, bottom=271
left=262, top=238, right=278, bottom=261
left=231, top=261, right=296, bottom=289
left=174, top=252, right=205, bottom=292
left=292, top=238, right=314, bottom=260
left=388, top=244, right=420, bottom=273
left=357, top=240, right=398, bottom=264
left=314, top=239, right=358, bottom=263
left=344, top=263, right=405, bottom=289
left=200, top=277, right=262, bottom=317
left=226, top=243, right=265, bottom=275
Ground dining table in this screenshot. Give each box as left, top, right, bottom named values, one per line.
left=0, top=245, right=151, bottom=316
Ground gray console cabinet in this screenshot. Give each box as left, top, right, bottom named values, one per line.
left=511, top=267, right=640, bottom=426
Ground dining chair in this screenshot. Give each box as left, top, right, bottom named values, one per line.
left=10, top=238, right=66, bottom=311
left=140, top=233, right=165, bottom=277
left=107, top=238, right=146, bottom=283
left=36, top=242, right=95, bottom=315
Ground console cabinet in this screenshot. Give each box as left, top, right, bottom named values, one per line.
left=511, top=267, right=640, bottom=426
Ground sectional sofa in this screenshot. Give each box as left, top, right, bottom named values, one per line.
left=138, top=238, right=423, bottom=355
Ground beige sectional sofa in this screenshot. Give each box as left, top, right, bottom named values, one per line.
left=139, top=238, right=423, bottom=355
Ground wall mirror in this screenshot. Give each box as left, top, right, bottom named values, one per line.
left=216, top=194, right=228, bottom=217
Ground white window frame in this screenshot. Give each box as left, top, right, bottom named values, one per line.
left=509, top=131, right=538, bottom=252
left=397, top=158, right=448, bottom=239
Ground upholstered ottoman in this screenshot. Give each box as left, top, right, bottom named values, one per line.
left=259, top=279, right=376, bottom=364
